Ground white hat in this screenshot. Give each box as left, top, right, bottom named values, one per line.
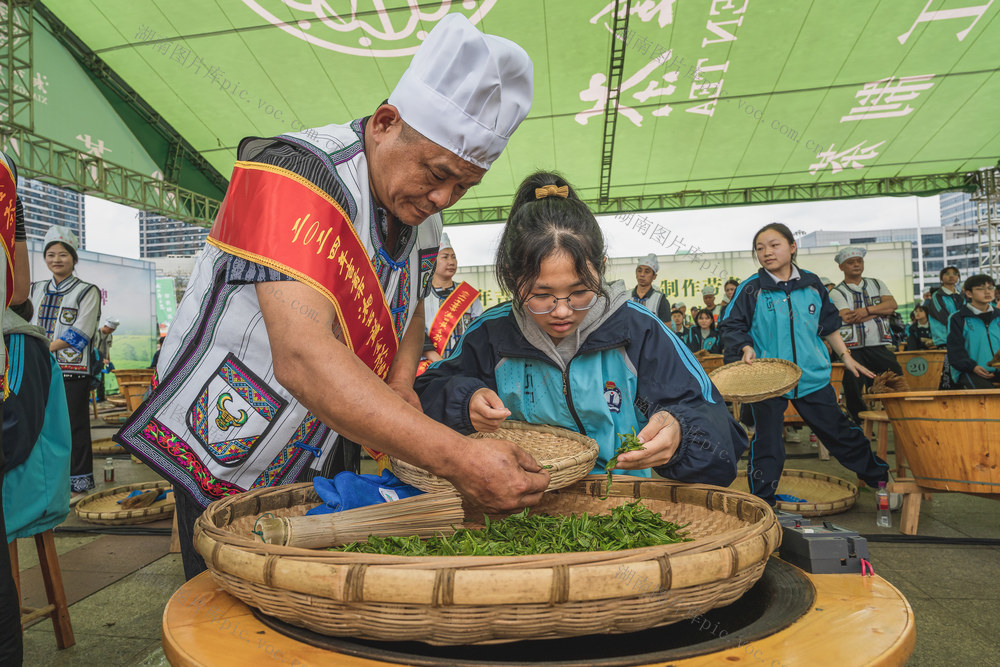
left=674, top=302, right=686, bottom=308
left=701, top=285, right=717, bottom=296
left=834, top=246, right=866, bottom=264
left=637, top=253, right=659, bottom=273
left=439, top=232, right=453, bottom=251
left=820, top=276, right=834, bottom=285
left=43, top=225, right=79, bottom=252
left=102, top=317, right=120, bottom=330
left=388, top=14, right=533, bottom=170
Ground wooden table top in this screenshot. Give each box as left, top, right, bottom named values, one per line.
left=163, top=561, right=915, bottom=666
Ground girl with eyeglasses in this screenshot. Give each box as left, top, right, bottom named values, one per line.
left=415, top=172, right=746, bottom=485
left=718, top=223, right=891, bottom=507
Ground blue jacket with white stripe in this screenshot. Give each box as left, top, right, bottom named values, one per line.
left=719, top=268, right=843, bottom=399
left=946, top=305, right=1000, bottom=381
left=414, top=301, right=746, bottom=487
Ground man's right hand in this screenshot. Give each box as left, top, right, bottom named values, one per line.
left=445, top=438, right=549, bottom=512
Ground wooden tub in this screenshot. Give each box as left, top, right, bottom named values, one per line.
left=698, top=353, right=725, bottom=375
left=895, top=349, right=946, bottom=391
left=112, top=368, right=155, bottom=413
left=877, top=390, right=1000, bottom=495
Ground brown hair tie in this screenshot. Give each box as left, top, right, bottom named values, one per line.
left=535, top=184, right=569, bottom=200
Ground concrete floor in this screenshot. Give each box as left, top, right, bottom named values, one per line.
left=14, top=417, right=1000, bottom=666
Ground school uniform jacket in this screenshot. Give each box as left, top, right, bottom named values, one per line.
left=946, top=306, right=1000, bottom=382
left=414, top=301, right=745, bottom=487
left=684, top=327, right=722, bottom=354
left=925, top=288, right=965, bottom=347
left=719, top=268, right=842, bottom=399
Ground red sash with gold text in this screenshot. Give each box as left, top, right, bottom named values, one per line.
left=209, top=161, right=398, bottom=379
left=417, top=282, right=480, bottom=375
left=209, top=162, right=401, bottom=465
left=0, top=159, right=16, bottom=308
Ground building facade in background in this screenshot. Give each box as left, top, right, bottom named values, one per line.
left=798, top=220, right=983, bottom=301
left=17, top=177, right=86, bottom=245
left=138, top=211, right=209, bottom=258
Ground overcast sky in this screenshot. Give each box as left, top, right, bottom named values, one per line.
left=84, top=193, right=942, bottom=266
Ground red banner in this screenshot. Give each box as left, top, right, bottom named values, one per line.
left=209, top=161, right=398, bottom=381
left=0, top=159, right=16, bottom=308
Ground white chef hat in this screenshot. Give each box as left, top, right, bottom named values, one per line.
left=834, top=246, right=866, bottom=265
left=44, top=225, right=79, bottom=251
left=388, top=14, right=533, bottom=170
left=439, top=232, right=453, bottom=251
left=102, top=317, right=120, bottom=330
left=701, top=285, right=717, bottom=296
left=820, top=276, right=834, bottom=285
left=637, top=253, right=659, bottom=273
left=43, top=225, right=80, bottom=261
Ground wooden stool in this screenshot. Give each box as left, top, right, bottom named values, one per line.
left=859, top=410, right=907, bottom=478
left=8, top=529, right=75, bottom=648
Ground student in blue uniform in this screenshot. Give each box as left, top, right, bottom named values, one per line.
left=685, top=309, right=722, bottom=354
left=415, top=172, right=746, bottom=486
left=719, top=222, right=892, bottom=506
left=905, top=305, right=934, bottom=351
left=924, top=266, right=964, bottom=347
left=946, top=274, right=1000, bottom=390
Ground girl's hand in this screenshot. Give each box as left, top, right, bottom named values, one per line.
left=468, top=388, right=511, bottom=433
left=742, top=346, right=756, bottom=365
left=843, top=355, right=876, bottom=379
left=973, top=365, right=996, bottom=379
left=614, top=411, right=681, bottom=469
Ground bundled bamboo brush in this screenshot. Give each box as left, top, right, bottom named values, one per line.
left=869, top=370, right=910, bottom=394
left=252, top=491, right=465, bottom=549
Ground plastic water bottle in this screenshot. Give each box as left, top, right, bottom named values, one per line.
left=876, top=481, right=891, bottom=528
left=104, top=457, right=115, bottom=484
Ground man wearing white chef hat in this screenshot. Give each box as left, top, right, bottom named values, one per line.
left=829, top=246, right=902, bottom=423
left=116, top=14, right=546, bottom=580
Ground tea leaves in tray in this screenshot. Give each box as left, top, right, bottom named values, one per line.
left=335, top=500, right=690, bottom=556
left=599, top=429, right=646, bottom=500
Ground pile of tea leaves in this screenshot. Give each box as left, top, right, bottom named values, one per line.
left=335, top=501, right=690, bottom=556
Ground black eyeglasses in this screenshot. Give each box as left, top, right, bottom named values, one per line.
left=525, top=290, right=598, bottom=314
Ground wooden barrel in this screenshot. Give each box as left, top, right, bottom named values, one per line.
left=877, top=390, right=1000, bottom=494
left=112, top=368, right=155, bottom=413
left=698, top=353, right=725, bottom=375
left=895, top=350, right=946, bottom=391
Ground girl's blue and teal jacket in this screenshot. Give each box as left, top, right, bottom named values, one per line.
left=924, top=288, right=965, bottom=347
left=946, top=305, right=1000, bottom=381
left=414, top=299, right=746, bottom=487
left=718, top=267, right=843, bottom=399
left=684, top=326, right=722, bottom=354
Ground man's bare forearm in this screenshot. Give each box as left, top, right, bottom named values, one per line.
left=257, top=282, right=466, bottom=475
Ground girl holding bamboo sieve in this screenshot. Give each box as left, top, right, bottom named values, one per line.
left=718, top=222, right=893, bottom=507
left=414, top=172, right=746, bottom=486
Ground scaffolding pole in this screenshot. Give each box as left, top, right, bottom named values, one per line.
left=972, top=168, right=1000, bottom=276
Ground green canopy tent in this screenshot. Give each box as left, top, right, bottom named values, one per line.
left=5, top=0, right=1000, bottom=225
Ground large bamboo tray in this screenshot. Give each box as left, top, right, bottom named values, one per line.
left=709, top=359, right=802, bottom=403
left=194, top=477, right=780, bottom=645
left=730, top=469, right=858, bottom=516
left=391, top=421, right=599, bottom=493
left=75, top=481, right=174, bottom=525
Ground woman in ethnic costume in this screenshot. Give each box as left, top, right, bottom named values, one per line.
left=29, top=225, right=102, bottom=495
